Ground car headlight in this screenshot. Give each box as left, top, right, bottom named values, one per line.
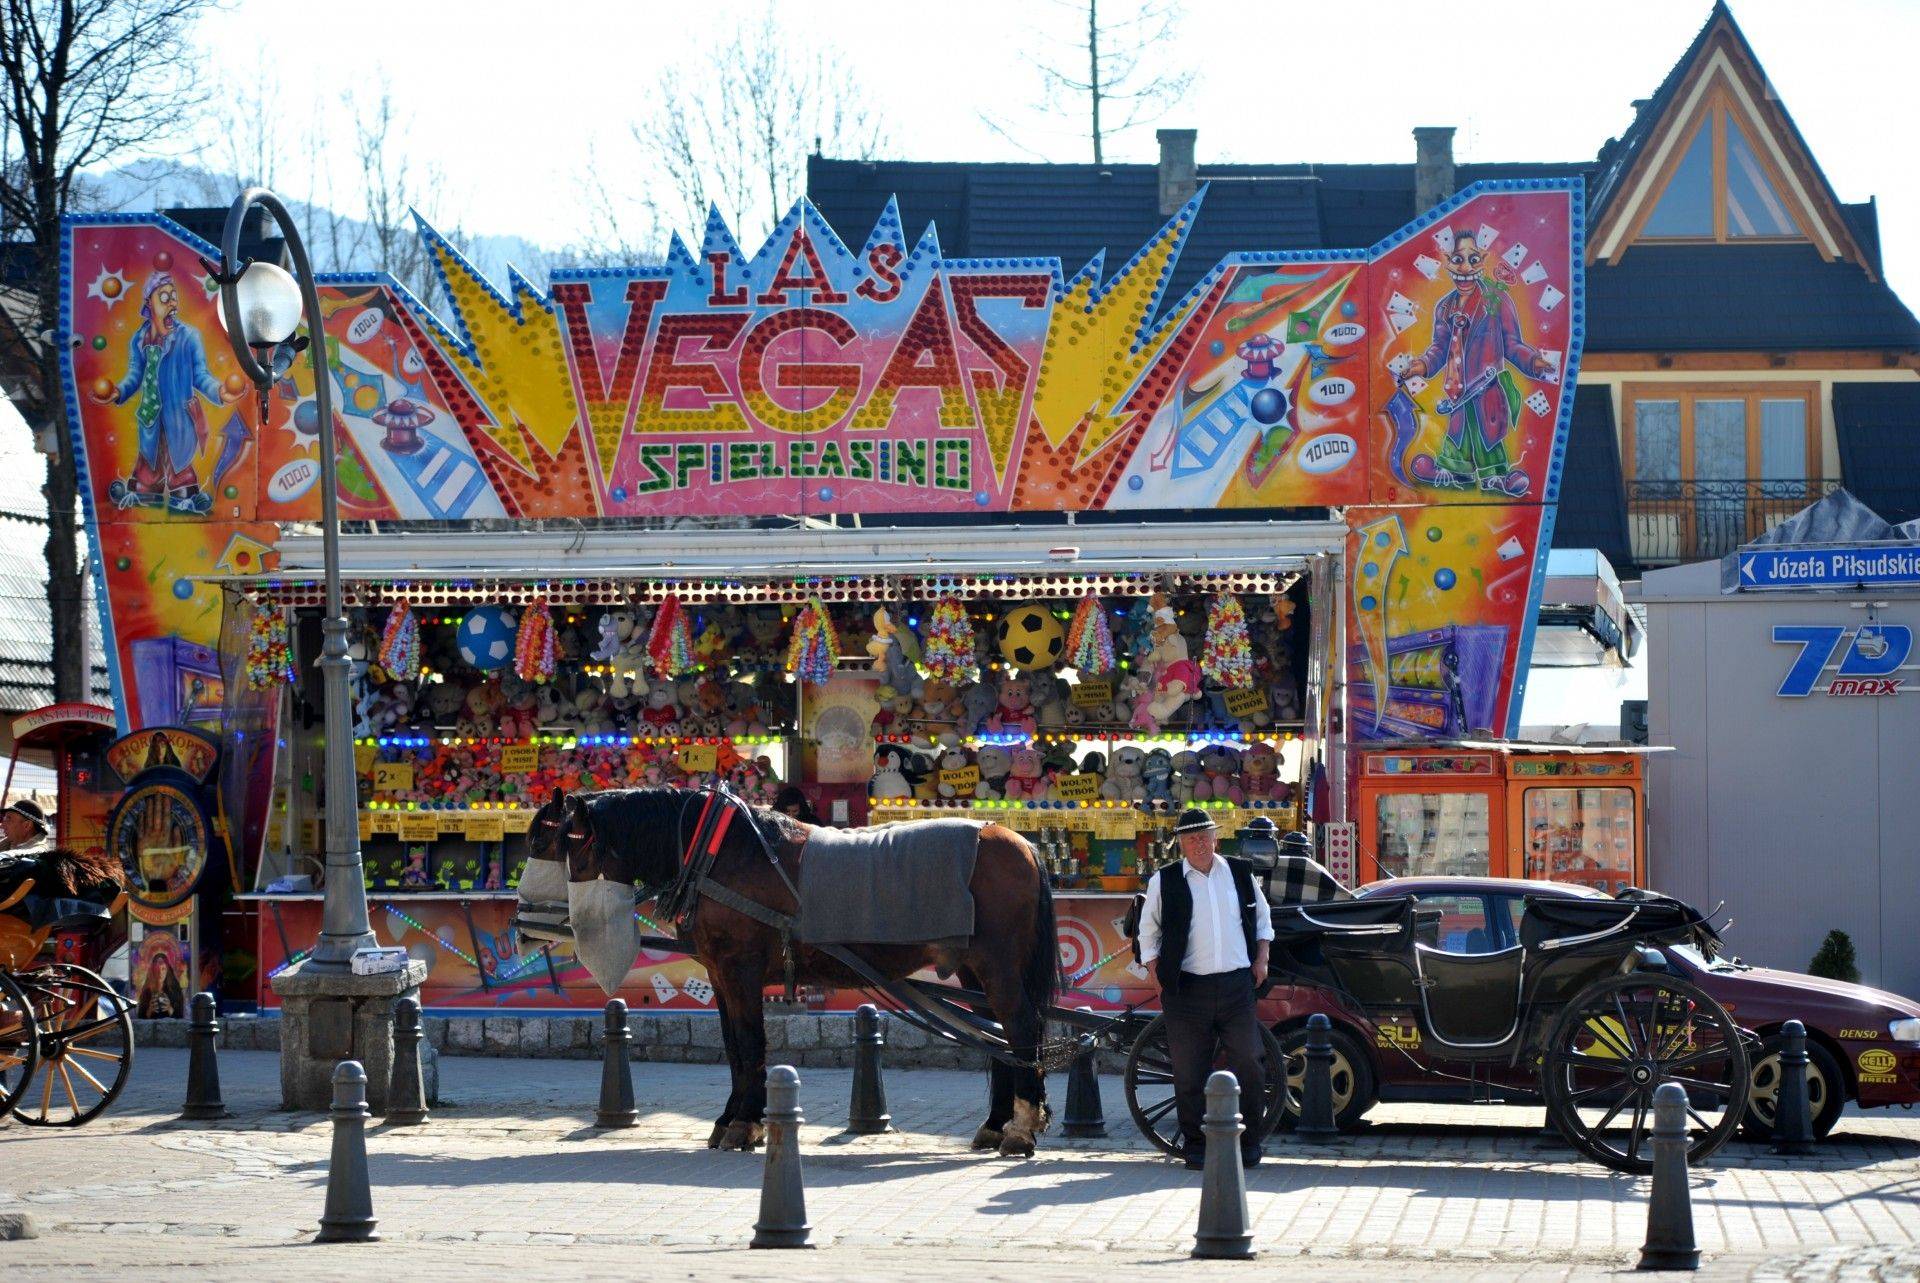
left=1890, top=1018, right=1920, bottom=1043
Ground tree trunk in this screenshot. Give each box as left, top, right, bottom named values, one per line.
left=1088, top=0, right=1103, bottom=165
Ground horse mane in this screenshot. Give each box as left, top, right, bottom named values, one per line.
left=0, top=845, right=125, bottom=902
left=578, top=787, right=802, bottom=883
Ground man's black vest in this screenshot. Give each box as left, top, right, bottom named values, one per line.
left=1153, top=856, right=1260, bottom=993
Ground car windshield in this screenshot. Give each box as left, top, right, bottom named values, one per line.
left=1671, top=942, right=1743, bottom=972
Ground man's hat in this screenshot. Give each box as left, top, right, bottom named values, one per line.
left=1173, top=807, right=1217, bottom=834
left=5, top=799, right=49, bottom=832
left=1279, top=829, right=1315, bottom=857
left=1238, top=815, right=1280, bottom=838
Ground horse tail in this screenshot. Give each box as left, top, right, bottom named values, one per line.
left=1020, top=852, right=1059, bottom=1023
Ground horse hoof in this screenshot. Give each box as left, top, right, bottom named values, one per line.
left=971, top=1126, right=1003, bottom=1150
left=720, top=1120, right=765, bottom=1151
left=707, top=1122, right=728, bottom=1149
left=997, top=1130, right=1036, bottom=1159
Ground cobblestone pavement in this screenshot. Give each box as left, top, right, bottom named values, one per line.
left=2, top=1049, right=1918, bottom=1280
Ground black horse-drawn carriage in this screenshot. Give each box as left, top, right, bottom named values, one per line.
left=0, top=850, right=136, bottom=1127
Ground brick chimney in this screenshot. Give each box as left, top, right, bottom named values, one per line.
left=1413, top=126, right=1457, bottom=212
left=1157, top=128, right=1197, bottom=216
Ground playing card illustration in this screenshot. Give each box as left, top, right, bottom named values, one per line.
left=1388, top=310, right=1419, bottom=334
left=1387, top=291, right=1418, bottom=316
left=1540, top=284, right=1565, bottom=311
left=1521, top=261, right=1548, bottom=284
left=1525, top=390, right=1552, bottom=416
left=1502, top=243, right=1528, bottom=269
left=1432, top=226, right=1455, bottom=253
left=1404, top=375, right=1429, bottom=396
left=651, top=973, right=679, bottom=1003
left=1476, top=223, right=1501, bottom=250
left=1414, top=254, right=1440, bottom=280
left=682, top=975, right=714, bottom=1005
left=1540, top=349, right=1563, bottom=381
left=1387, top=353, right=1413, bottom=377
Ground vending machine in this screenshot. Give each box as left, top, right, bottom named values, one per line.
left=1353, top=743, right=1647, bottom=893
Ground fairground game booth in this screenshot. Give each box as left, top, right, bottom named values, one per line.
left=57, top=179, right=1586, bottom=1014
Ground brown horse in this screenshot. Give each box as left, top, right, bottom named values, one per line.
left=550, top=787, right=1057, bottom=1156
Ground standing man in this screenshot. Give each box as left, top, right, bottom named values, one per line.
left=1137, top=808, right=1274, bottom=1169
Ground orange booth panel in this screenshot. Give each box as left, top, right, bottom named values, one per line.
left=1355, top=747, right=1644, bottom=894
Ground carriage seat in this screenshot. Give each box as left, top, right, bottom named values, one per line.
left=10, top=893, right=113, bottom=932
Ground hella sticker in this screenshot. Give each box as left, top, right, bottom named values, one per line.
left=268, top=458, right=320, bottom=504
left=1298, top=434, right=1357, bottom=475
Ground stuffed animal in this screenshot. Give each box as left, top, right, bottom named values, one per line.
left=1241, top=742, right=1290, bottom=804
left=987, top=672, right=1037, bottom=737
left=870, top=746, right=912, bottom=799
left=1141, top=747, right=1176, bottom=807
left=936, top=741, right=975, bottom=800
left=459, top=682, right=504, bottom=737
left=639, top=684, right=680, bottom=734
left=1076, top=750, right=1106, bottom=800
left=498, top=681, right=538, bottom=740
left=974, top=744, right=1013, bottom=800
left=1131, top=593, right=1200, bottom=733
left=423, top=681, right=465, bottom=727
left=959, top=680, right=999, bottom=736
left=1102, top=745, right=1146, bottom=801
left=1002, top=747, right=1044, bottom=800
left=1170, top=749, right=1202, bottom=805
left=1197, top=745, right=1244, bottom=805
left=591, top=611, right=625, bottom=662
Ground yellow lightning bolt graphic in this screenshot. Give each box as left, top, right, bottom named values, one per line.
left=418, top=220, right=577, bottom=471
left=1032, top=202, right=1199, bottom=467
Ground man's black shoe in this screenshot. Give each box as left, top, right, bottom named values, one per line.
left=1181, top=1149, right=1205, bottom=1170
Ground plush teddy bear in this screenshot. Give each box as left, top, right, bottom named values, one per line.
left=1170, top=749, right=1202, bottom=805
left=1131, top=593, right=1200, bottom=733
left=458, top=682, right=504, bottom=737
left=1141, top=747, right=1176, bottom=807
left=974, top=744, right=1012, bottom=800
left=1102, top=745, right=1146, bottom=801
left=638, top=683, right=679, bottom=734
left=1241, top=742, right=1291, bottom=805
left=987, top=672, right=1037, bottom=737
left=1196, top=745, right=1244, bottom=805
left=958, top=680, right=999, bottom=736
left=936, top=741, right=976, bottom=801
left=573, top=684, right=614, bottom=735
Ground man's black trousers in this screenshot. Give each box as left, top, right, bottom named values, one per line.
left=1163, top=967, right=1265, bottom=1158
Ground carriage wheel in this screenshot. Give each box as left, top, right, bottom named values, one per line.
left=0, top=971, right=39, bottom=1122
left=1123, top=1013, right=1286, bottom=1156
left=1540, top=971, right=1748, bottom=1173
left=14, top=965, right=134, bottom=1128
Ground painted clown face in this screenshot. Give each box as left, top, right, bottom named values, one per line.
left=1445, top=233, right=1487, bottom=289
left=146, top=277, right=180, bottom=333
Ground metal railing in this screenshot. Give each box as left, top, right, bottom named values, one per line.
left=1625, top=478, right=1840, bottom=565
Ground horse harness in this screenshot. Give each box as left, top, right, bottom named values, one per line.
left=655, top=783, right=804, bottom=1001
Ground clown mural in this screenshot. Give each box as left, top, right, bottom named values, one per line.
left=93, top=271, right=243, bottom=514
left=1394, top=228, right=1557, bottom=499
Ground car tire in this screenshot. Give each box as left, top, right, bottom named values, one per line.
left=1272, top=1022, right=1377, bottom=1133
left=1740, top=1033, right=1845, bottom=1142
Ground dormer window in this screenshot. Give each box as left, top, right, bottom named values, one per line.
left=1638, top=103, right=1804, bottom=244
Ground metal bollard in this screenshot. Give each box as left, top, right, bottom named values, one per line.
left=1296, top=1013, right=1339, bottom=1144
left=1637, top=1082, right=1699, bottom=1271
left=1191, top=1070, right=1256, bottom=1259
left=848, top=1004, right=891, bottom=1134
left=316, top=1061, right=379, bottom=1243
left=595, top=999, right=638, bottom=1129
left=751, top=1065, right=812, bottom=1249
left=1062, top=1042, right=1107, bottom=1138
left=386, top=998, right=429, bottom=1126
left=182, top=992, right=228, bottom=1120
left=1770, top=1020, right=1817, bottom=1156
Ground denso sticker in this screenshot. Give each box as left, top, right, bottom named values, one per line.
left=1838, top=1028, right=1880, bottom=1040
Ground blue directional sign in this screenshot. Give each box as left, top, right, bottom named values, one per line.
left=1736, top=545, right=1920, bottom=591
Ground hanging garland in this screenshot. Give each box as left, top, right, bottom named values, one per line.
left=1064, top=593, right=1115, bottom=675
left=1200, top=594, right=1254, bottom=689
left=647, top=594, right=695, bottom=678
left=920, top=596, right=976, bottom=684
left=246, top=606, right=295, bottom=689
left=514, top=597, right=557, bottom=684
left=784, top=596, right=838, bottom=686
left=379, top=599, right=419, bottom=681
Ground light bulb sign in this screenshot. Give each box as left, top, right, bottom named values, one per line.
left=1773, top=623, right=1915, bottom=697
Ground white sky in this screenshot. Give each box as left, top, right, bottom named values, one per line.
left=184, top=0, right=1920, bottom=300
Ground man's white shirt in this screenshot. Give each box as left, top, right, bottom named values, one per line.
left=1137, top=856, right=1274, bottom=975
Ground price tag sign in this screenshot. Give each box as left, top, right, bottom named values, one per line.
left=939, top=765, right=981, bottom=789
left=399, top=814, right=441, bottom=843
left=677, top=743, right=719, bottom=773
left=371, top=812, right=401, bottom=834
left=1052, top=773, right=1101, bottom=801
left=373, top=761, right=415, bottom=792
left=464, top=814, right=506, bottom=843
left=1070, top=679, right=1114, bottom=709
left=500, top=744, right=539, bottom=773
left=354, top=744, right=378, bottom=775
left=358, top=812, right=374, bottom=841
left=504, top=810, right=533, bottom=834
left=1224, top=687, right=1268, bottom=719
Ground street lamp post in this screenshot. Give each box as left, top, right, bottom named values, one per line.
left=207, top=188, right=375, bottom=971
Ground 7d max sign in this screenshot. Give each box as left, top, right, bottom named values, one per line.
left=1773, top=624, right=1914, bottom=697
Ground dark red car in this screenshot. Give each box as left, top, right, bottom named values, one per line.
left=1254, top=877, right=1920, bottom=1139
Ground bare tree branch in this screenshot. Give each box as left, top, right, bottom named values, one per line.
left=1028, top=0, right=1196, bottom=164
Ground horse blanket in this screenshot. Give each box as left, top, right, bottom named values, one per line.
left=797, top=819, right=982, bottom=946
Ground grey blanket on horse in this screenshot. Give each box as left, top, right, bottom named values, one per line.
left=798, top=819, right=982, bottom=946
